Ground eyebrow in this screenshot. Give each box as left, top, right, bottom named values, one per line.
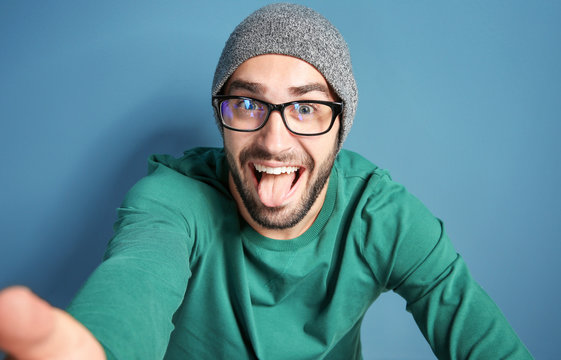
left=288, top=83, right=330, bottom=97
left=226, top=79, right=330, bottom=98
left=227, top=80, right=265, bottom=94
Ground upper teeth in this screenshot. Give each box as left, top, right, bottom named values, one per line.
left=254, top=164, right=299, bottom=175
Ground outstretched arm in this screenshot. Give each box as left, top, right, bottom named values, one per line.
left=0, top=286, right=105, bottom=360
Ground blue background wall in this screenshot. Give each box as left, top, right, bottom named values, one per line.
left=1, top=1, right=559, bottom=358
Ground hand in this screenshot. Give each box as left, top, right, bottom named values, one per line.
left=0, top=286, right=105, bottom=360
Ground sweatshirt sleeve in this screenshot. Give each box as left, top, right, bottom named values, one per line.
left=67, top=166, right=194, bottom=359
left=361, top=177, right=533, bottom=359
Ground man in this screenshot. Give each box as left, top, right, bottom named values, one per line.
left=0, top=3, right=532, bottom=359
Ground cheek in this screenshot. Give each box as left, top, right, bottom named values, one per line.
left=310, top=122, right=340, bottom=159
left=223, top=132, right=245, bottom=156
left=302, top=136, right=338, bottom=167
left=224, top=132, right=260, bottom=169
left=225, top=129, right=263, bottom=148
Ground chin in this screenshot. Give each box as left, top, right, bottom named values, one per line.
left=226, top=147, right=335, bottom=231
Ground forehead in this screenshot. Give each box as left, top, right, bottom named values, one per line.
left=224, top=54, right=335, bottom=100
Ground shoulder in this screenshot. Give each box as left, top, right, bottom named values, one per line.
left=121, top=147, right=233, bottom=221
left=334, top=149, right=394, bottom=192
left=334, top=149, right=382, bottom=178
left=333, top=149, right=401, bottom=211
left=335, top=149, right=426, bottom=215
left=334, top=149, right=443, bottom=267
left=147, top=147, right=228, bottom=188
left=128, top=147, right=228, bottom=198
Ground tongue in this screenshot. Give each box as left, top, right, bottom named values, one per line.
left=257, top=172, right=296, bottom=207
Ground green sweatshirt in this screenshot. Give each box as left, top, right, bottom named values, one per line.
left=67, top=147, right=532, bottom=359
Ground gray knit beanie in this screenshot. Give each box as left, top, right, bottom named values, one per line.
left=212, top=3, right=358, bottom=147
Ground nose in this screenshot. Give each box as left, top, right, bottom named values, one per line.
left=258, top=110, right=294, bottom=154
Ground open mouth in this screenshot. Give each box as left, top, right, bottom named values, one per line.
left=250, top=163, right=304, bottom=207
left=253, top=164, right=301, bottom=186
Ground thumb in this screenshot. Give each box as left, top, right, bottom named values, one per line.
left=0, top=286, right=105, bottom=359
left=0, top=286, right=56, bottom=355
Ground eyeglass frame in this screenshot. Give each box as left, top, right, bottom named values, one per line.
left=212, top=95, right=344, bottom=136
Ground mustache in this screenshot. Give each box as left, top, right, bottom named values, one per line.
left=239, top=144, right=314, bottom=171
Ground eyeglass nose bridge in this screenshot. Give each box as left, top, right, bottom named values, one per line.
left=260, top=103, right=292, bottom=133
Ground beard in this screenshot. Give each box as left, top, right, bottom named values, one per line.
left=226, top=143, right=336, bottom=230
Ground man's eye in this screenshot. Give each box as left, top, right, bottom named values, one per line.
left=295, top=104, right=314, bottom=115
left=239, top=99, right=259, bottom=110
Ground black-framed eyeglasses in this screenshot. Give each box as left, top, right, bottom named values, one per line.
left=212, top=95, right=343, bottom=136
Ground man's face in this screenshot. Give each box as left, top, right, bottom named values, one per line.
left=222, top=54, right=340, bottom=239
